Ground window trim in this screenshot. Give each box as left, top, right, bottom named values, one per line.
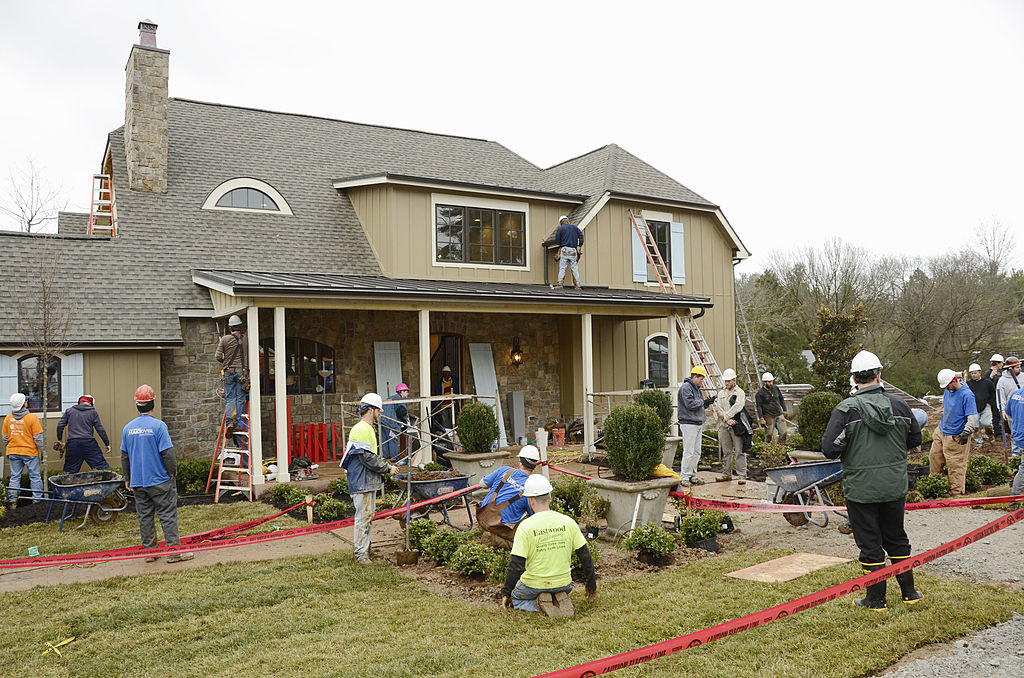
left=430, top=192, right=530, bottom=271
left=641, top=210, right=676, bottom=287
left=202, top=178, right=293, bottom=215
left=17, top=354, right=61, bottom=413
left=644, top=332, right=670, bottom=388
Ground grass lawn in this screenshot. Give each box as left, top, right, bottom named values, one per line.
left=0, top=502, right=307, bottom=560
left=1, top=546, right=1021, bottom=677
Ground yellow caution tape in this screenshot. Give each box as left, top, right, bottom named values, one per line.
left=42, top=636, right=75, bottom=657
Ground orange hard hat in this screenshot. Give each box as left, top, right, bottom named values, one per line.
left=134, top=384, right=156, bottom=403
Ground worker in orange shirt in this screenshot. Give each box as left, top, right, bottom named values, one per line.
left=3, top=393, right=46, bottom=509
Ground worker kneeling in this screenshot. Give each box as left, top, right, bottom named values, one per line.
left=477, top=445, right=540, bottom=548
left=500, top=475, right=597, bottom=617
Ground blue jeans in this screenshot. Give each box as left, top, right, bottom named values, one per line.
left=381, top=427, right=400, bottom=460
left=224, top=371, right=245, bottom=423
left=1012, top=445, right=1024, bottom=497
left=556, top=247, right=580, bottom=287
left=510, top=580, right=573, bottom=612
left=63, top=438, right=111, bottom=474
left=7, top=454, right=44, bottom=504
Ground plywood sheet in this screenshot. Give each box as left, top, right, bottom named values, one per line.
left=726, top=552, right=850, bottom=583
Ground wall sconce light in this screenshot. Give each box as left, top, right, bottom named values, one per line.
left=510, top=337, right=524, bottom=366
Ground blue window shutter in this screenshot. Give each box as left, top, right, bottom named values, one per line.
left=670, top=221, right=685, bottom=284
left=61, top=352, right=84, bottom=411
left=631, top=223, right=647, bottom=282
left=0, top=355, right=16, bottom=415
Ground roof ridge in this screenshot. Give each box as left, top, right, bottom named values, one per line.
left=603, top=144, right=621, bottom=192
left=170, top=97, right=501, bottom=145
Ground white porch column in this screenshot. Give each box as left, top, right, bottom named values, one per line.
left=417, top=310, right=431, bottom=465
left=581, top=313, right=595, bottom=460
left=247, top=306, right=264, bottom=485
left=667, top=312, right=679, bottom=436
left=274, top=306, right=289, bottom=482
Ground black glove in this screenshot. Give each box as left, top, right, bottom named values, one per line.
left=703, top=397, right=716, bottom=408
left=957, top=431, right=970, bottom=445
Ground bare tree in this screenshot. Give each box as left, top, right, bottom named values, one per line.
left=972, top=219, right=1016, bottom=276
left=0, top=159, right=67, bottom=232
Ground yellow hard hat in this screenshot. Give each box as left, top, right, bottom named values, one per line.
left=690, top=365, right=708, bottom=377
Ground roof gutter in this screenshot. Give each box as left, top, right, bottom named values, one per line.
left=332, top=173, right=587, bottom=204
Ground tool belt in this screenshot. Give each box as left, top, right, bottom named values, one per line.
left=476, top=468, right=523, bottom=542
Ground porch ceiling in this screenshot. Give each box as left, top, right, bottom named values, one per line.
left=191, top=269, right=712, bottom=313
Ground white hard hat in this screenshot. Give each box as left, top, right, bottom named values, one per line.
left=850, top=350, right=883, bottom=373
left=968, top=363, right=982, bottom=373
left=992, top=354, right=1004, bottom=362
left=523, top=474, right=553, bottom=497
left=518, top=444, right=541, bottom=462
left=721, top=368, right=737, bottom=381
left=911, top=408, right=928, bottom=429
left=228, top=314, right=243, bottom=327
left=558, top=215, right=569, bottom=222
left=761, top=372, right=775, bottom=382
left=359, top=393, right=383, bottom=410
left=9, top=393, right=26, bottom=410
left=937, top=369, right=958, bottom=388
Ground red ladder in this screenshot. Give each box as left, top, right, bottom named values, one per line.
left=88, top=174, right=117, bottom=237
left=205, top=400, right=253, bottom=502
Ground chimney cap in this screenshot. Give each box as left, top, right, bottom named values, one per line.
left=138, top=20, right=158, bottom=47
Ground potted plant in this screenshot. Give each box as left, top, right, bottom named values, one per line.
left=677, top=510, right=727, bottom=553
left=446, top=402, right=505, bottom=487
left=586, top=403, right=679, bottom=536
left=634, top=389, right=679, bottom=468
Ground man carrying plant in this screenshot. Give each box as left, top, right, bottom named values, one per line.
left=501, top=475, right=596, bottom=617
left=341, top=392, right=400, bottom=565
left=477, top=445, right=539, bottom=548
left=677, top=365, right=716, bottom=485
left=756, top=372, right=788, bottom=443
left=713, top=368, right=748, bottom=483
left=932, top=368, right=980, bottom=495
left=821, top=350, right=923, bottom=610
left=966, top=363, right=996, bottom=445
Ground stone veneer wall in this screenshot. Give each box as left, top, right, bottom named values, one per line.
left=161, top=311, right=564, bottom=460
left=124, top=44, right=169, bottom=193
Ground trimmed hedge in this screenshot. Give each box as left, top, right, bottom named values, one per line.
left=633, top=389, right=673, bottom=432
left=457, top=402, right=500, bottom=454
left=604, top=404, right=665, bottom=481
left=797, top=391, right=842, bottom=451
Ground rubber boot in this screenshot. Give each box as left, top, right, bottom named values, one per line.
left=889, top=555, right=923, bottom=604
left=854, top=562, right=888, bottom=611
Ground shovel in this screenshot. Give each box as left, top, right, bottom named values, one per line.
left=395, top=457, right=419, bottom=566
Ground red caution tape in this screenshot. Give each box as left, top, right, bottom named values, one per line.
left=0, top=485, right=481, bottom=569
left=539, top=462, right=594, bottom=480
left=536, top=506, right=1024, bottom=677
left=673, top=492, right=1024, bottom=513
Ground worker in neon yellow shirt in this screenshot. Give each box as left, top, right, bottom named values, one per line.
left=341, top=393, right=399, bottom=565
left=501, top=475, right=597, bottom=617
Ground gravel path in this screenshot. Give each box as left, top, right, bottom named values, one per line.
left=879, top=613, right=1024, bottom=677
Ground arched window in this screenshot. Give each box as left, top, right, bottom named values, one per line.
left=646, top=333, right=669, bottom=388
left=258, top=337, right=335, bottom=395
left=202, top=178, right=293, bottom=215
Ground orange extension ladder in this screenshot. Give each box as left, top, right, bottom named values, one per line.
left=88, top=174, right=117, bottom=237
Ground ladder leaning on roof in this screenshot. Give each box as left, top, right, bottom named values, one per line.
left=627, top=209, right=723, bottom=392
left=88, top=174, right=117, bottom=237
left=734, top=280, right=764, bottom=394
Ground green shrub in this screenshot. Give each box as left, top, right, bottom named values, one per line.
left=327, top=476, right=348, bottom=495
left=421, top=528, right=466, bottom=565
left=269, top=483, right=307, bottom=507
left=488, top=547, right=512, bottom=583
left=633, top=389, right=673, bottom=431
left=407, top=518, right=439, bottom=552
left=916, top=474, right=951, bottom=499
left=423, top=462, right=445, bottom=472
left=967, top=455, right=1013, bottom=486
left=604, top=404, right=665, bottom=481
left=920, top=427, right=933, bottom=445
left=457, top=402, right=500, bottom=453
left=175, top=458, right=212, bottom=494
left=797, top=391, right=842, bottom=451
left=787, top=432, right=805, bottom=448
left=570, top=539, right=601, bottom=575
left=965, top=471, right=983, bottom=494
left=313, top=494, right=351, bottom=522
left=624, top=523, right=676, bottom=561
left=448, top=542, right=500, bottom=579
left=759, top=441, right=792, bottom=468
left=551, top=476, right=608, bottom=522
left=752, top=428, right=765, bottom=444
left=1010, top=456, right=1021, bottom=471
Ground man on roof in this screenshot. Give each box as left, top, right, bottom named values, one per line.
left=553, top=216, right=584, bottom=290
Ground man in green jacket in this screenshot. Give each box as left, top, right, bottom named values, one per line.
left=821, top=350, right=923, bottom=610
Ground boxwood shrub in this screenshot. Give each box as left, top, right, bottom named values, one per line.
left=797, top=391, right=842, bottom=451
left=604, top=404, right=665, bottom=481
left=633, top=389, right=673, bottom=432
left=457, top=402, right=500, bottom=454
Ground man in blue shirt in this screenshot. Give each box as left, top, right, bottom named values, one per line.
left=929, top=369, right=979, bottom=495
left=477, top=445, right=539, bottom=547
left=121, top=384, right=193, bottom=563
left=1002, top=386, right=1024, bottom=507
left=553, top=216, right=584, bottom=290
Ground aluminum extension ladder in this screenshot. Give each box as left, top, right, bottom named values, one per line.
left=205, top=400, right=254, bottom=502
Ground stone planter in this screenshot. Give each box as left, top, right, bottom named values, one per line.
left=586, top=476, right=679, bottom=537
left=662, top=436, right=682, bottom=468
left=446, top=450, right=507, bottom=488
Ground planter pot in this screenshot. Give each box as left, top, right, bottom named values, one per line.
left=584, top=525, right=600, bottom=540
left=586, top=476, right=679, bottom=537
left=445, top=450, right=507, bottom=488
left=693, top=536, right=718, bottom=553
left=662, top=436, right=682, bottom=468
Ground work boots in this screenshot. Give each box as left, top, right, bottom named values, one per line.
left=889, top=555, right=923, bottom=604
left=854, top=562, right=888, bottom=611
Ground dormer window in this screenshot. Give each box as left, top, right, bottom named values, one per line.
left=202, top=178, right=293, bottom=215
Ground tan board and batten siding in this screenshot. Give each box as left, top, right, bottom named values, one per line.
left=348, top=186, right=737, bottom=410
left=82, top=350, right=161, bottom=462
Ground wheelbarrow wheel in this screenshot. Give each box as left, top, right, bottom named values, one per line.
left=90, top=498, right=121, bottom=524
left=781, top=493, right=809, bottom=527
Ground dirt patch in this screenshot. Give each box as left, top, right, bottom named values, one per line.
left=407, top=471, right=466, bottom=481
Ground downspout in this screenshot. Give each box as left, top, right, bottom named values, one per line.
left=692, top=307, right=706, bottom=319
left=544, top=245, right=550, bottom=286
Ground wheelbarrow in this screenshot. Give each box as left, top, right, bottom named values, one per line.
left=11, top=470, right=131, bottom=532
left=764, top=459, right=848, bottom=528
left=391, top=472, right=473, bottom=528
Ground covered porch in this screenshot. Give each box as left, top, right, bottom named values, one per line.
left=190, top=270, right=711, bottom=484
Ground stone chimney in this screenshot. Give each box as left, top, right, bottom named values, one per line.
left=124, top=20, right=168, bottom=193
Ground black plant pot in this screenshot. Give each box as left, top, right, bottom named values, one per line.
left=694, top=536, right=719, bottom=553
left=585, top=525, right=600, bottom=540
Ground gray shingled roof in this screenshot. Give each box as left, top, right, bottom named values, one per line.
left=0, top=100, right=722, bottom=344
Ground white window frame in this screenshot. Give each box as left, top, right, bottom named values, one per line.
left=202, top=178, right=293, bottom=215
left=430, top=192, right=531, bottom=271
left=644, top=331, right=670, bottom=387
left=641, top=210, right=674, bottom=287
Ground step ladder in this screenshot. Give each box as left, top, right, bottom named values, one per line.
left=734, top=281, right=764, bottom=394
left=205, top=401, right=253, bottom=502
left=88, top=174, right=117, bottom=237
left=628, top=209, right=724, bottom=392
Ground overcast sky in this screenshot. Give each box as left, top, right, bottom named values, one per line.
left=1, top=1, right=1022, bottom=272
